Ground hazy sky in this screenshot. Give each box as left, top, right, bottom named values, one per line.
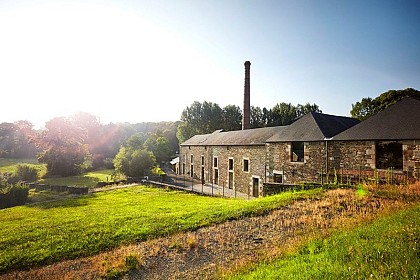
left=1, top=0, right=419, bottom=128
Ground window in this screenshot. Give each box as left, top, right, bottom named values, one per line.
left=273, top=172, right=283, bottom=184
left=291, top=142, right=304, bottom=162
left=190, top=154, right=193, bottom=163
left=213, top=157, right=218, bottom=168
left=376, top=141, right=403, bottom=169
left=183, top=155, right=186, bottom=174
left=243, top=159, right=249, bottom=172
left=228, top=158, right=234, bottom=170
left=201, top=156, right=204, bottom=166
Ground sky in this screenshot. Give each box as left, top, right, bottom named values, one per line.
left=1, top=0, right=419, bottom=128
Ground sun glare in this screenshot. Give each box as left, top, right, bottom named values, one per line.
left=1, top=1, right=238, bottom=128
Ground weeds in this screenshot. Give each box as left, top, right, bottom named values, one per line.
left=186, top=232, right=198, bottom=250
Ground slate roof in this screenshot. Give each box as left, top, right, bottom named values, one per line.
left=180, top=126, right=285, bottom=146
left=334, top=97, right=420, bottom=141
left=266, top=112, right=360, bottom=142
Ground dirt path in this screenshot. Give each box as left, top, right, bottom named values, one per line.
left=2, top=187, right=418, bottom=280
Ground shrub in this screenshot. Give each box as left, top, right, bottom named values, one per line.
left=14, top=164, right=39, bottom=182
left=0, top=181, right=29, bottom=209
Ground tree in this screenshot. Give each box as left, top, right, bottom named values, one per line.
left=113, top=133, right=157, bottom=177
left=31, top=117, right=91, bottom=177
left=296, top=103, right=322, bottom=118
left=0, top=121, right=37, bottom=158
left=351, top=88, right=420, bottom=121
left=144, top=135, right=173, bottom=163
left=250, top=106, right=265, bottom=128
left=222, top=105, right=242, bottom=131
left=128, top=150, right=156, bottom=177
left=177, top=101, right=224, bottom=143
left=271, top=103, right=297, bottom=126
left=177, top=100, right=323, bottom=141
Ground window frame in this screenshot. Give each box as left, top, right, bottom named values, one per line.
left=243, top=158, right=250, bottom=172
left=291, top=141, right=305, bottom=162
left=228, top=158, right=234, bottom=171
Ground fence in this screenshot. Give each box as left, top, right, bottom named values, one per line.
left=145, top=173, right=251, bottom=199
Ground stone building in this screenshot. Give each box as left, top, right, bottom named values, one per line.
left=179, top=110, right=360, bottom=197
left=179, top=126, right=281, bottom=196
left=332, top=97, right=420, bottom=182
left=178, top=61, right=420, bottom=197
left=265, top=112, right=359, bottom=187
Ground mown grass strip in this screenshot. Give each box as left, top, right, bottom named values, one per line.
left=228, top=205, right=420, bottom=280
left=0, top=186, right=321, bottom=273
left=39, top=169, right=115, bottom=188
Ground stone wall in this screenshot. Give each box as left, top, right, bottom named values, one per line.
left=331, top=141, right=376, bottom=170
left=180, top=139, right=420, bottom=197
left=265, top=141, right=327, bottom=185
left=180, top=144, right=266, bottom=197
left=331, top=140, right=420, bottom=183
left=402, top=140, right=420, bottom=179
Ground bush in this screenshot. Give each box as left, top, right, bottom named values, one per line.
left=14, top=164, right=39, bottom=182
left=0, top=181, right=29, bottom=209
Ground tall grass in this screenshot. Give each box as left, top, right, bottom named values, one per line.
left=228, top=205, right=420, bottom=280
left=0, top=186, right=320, bottom=273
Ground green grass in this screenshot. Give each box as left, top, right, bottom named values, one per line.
left=0, top=186, right=321, bottom=273
left=228, top=205, right=420, bottom=280
left=0, top=158, right=46, bottom=178
left=0, top=158, right=116, bottom=188
left=40, top=169, right=115, bottom=188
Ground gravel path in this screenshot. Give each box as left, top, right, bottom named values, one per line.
left=1, top=187, right=416, bottom=280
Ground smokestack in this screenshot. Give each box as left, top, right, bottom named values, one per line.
left=242, top=61, right=251, bottom=130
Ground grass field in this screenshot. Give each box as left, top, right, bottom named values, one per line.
left=0, top=158, right=116, bottom=188
left=39, top=169, right=115, bottom=188
left=0, top=185, right=321, bottom=273
left=0, top=158, right=46, bottom=178
left=228, top=205, right=420, bottom=280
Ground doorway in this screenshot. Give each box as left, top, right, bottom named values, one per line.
left=228, top=172, right=233, bottom=189
left=252, top=177, right=259, bottom=197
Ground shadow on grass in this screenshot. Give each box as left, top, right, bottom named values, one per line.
left=26, top=192, right=95, bottom=209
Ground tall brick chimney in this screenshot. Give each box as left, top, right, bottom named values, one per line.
left=242, top=61, right=251, bottom=130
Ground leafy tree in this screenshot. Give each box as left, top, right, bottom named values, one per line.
left=296, top=103, right=322, bottom=118
left=222, top=105, right=242, bottom=131
left=113, top=133, right=157, bottom=177
left=271, top=103, right=297, bottom=126
left=177, top=101, right=224, bottom=143
left=128, top=149, right=156, bottom=177
left=0, top=121, right=37, bottom=158
left=31, top=117, right=91, bottom=177
left=250, top=106, right=265, bottom=128
left=144, top=135, right=173, bottom=163
left=351, top=88, right=420, bottom=121
left=270, top=102, right=321, bottom=126
left=177, top=101, right=323, bottom=141
left=113, top=146, right=130, bottom=175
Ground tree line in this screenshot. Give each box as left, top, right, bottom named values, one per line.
left=1, top=112, right=179, bottom=177
left=176, top=101, right=321, bottom=142
left=1, top=88, right=417, bottom=178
